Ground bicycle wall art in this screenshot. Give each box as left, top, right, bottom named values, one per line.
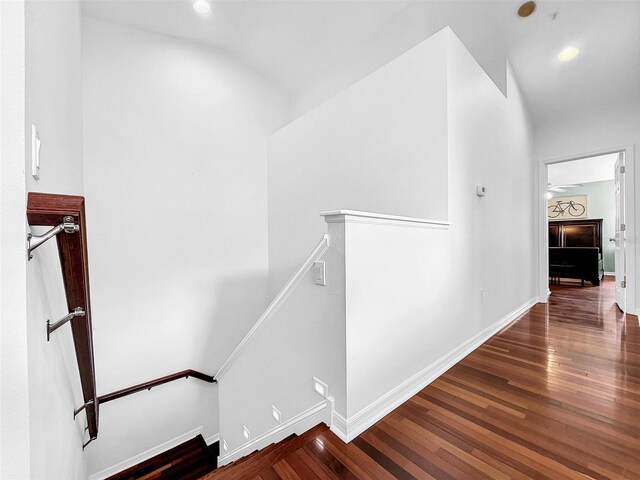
left=547, top=194, right=588, bottom=220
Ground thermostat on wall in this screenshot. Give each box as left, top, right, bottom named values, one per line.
left=476, top=186, right=487, bottom=197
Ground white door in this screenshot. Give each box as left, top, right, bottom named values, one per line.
left=614, top=152, right=626, bottom=311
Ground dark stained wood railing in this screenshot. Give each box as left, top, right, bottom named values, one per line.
left=27, top=192, right=99, bottom=442
left=28, top=193, right=217, bottom=448
left=98, top=369, right=216, bottom=404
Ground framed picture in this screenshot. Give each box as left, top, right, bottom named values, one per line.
left=547, top=195, right=588, bottom=219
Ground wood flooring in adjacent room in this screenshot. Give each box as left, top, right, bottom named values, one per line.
left=207, top=276, right=640, bottom=479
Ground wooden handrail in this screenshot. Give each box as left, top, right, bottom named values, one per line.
left=27, top=193, right=217, bottom=447
left=97, top=369, right=216, bottom=404
left=27, top=192, right=99, bottom=442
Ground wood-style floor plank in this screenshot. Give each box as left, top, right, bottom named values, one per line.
left=205, top=277, right=640, bottom=479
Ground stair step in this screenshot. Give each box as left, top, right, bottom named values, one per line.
left=203, top=424, right=327, bottom=480
left=215, top=440, right=283, bottom=471
left=107, top=435, right=216, bottom=480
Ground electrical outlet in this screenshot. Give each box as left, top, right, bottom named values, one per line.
left=314, top=261, right=326, bottom=286
left=222, top=439, right=228, bottom=452
left=243, top=426, right=250, bottom=441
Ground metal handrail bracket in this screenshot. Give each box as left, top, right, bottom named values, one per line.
left=83, top=436, right=97, bottom=450
left=47, top=307, right=85, bottom=341
left=27, top=215, right=78, bottom=260
left=74, top=399, right=94, bottom=419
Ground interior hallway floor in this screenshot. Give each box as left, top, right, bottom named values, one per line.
left=208, top=276, right=640, bottom=479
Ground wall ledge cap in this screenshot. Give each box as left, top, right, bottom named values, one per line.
left=320, top=210, right=450, bottom=228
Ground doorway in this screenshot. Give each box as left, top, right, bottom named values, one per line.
left=537, top=147, right=636, bottom=314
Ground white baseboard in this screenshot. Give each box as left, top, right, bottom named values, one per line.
left=604, top=272, right=615, bottom=276
left=205, top=433, right=220, bottom=445
left=329, top=411, right=349, bottom=443
left=332, top=296, right=539, bottom=443
left=88, top=425, right=204, bottom=480
left=218, top=400, right=330, bottom=466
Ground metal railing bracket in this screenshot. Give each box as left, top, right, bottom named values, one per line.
left=47, top=307, right=85, bottom=341
left=27, top=215, right=78, bottom=260
left=73, top=399, right=94, bottom=420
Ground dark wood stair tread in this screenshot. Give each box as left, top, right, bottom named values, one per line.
left=108, top=434, right=216, bottom=480
left=203, top=424, right=328, bottom=480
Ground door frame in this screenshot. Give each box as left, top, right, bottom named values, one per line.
left=537, top=144, right=637, bottom=314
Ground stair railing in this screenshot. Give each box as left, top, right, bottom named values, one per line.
left=98, top=369, right=215, bottom=404
left=27, top=192, right=99, bottom=449
left=27, top=193, right=218, bottom=450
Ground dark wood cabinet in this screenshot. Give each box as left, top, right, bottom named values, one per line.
left=549, top=223, right=560, bottom=248
left=549, top=219, right=604, bottom=286
left=549, top=219, right=602, bottom=251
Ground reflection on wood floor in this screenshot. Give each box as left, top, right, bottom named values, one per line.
left=208, top=276, right=640, bottom=479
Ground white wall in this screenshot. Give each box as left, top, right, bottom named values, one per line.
left=82, top=18, right=290, bottom=475
left=268, top=29, right=449, bottom=297
left=22, top=0, right=88, bottom=478
left=344, top=218, right=451, bottom=419
left=446, top=32, right=536, bottom=336
left=223, top=26, right=536, bottom=453
left=0, top=1, right=30, bottom=478
left=344, top=29, right=536, bottom=425
left=534, top=102, right=639, bottom=164
left=217, top=226, right=345, bottom=461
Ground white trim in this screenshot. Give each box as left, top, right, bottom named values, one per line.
left=335, top=297, right=539, bottom=442
left=215, top=234, right=330, bottom=380
left=604, top=272, right=615, bottom=276
left=218, top=400, right=330, bottom=466
left=330, top=411, right=349, bottom=443
left=88, top=426, right=204, bottom=480
left=205, top=433, right=220, bottom=445
left=321, top=210, right=450, bottom=229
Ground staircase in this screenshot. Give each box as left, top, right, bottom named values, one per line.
left=202, top=424, right=327, bottom=479
left=107, top=435, right=217, bottom=479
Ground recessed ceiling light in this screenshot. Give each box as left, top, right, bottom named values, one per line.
left=558, top=47, right=580, bottom=62
left=193, top=0, right=211, bottom=15
left=518, top=1, right=537, bottom=18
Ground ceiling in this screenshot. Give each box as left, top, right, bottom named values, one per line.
left=82, top=0, right=640, bottom=124
left=548, top=152, right=619, bottom=187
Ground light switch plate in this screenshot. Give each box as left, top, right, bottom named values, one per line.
left=314, top=261, right=326, bottom=286
left=31, top=125, right=41, bottom=180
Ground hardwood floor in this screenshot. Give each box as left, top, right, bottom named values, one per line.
left=209, top=276, right=640, bottom=479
